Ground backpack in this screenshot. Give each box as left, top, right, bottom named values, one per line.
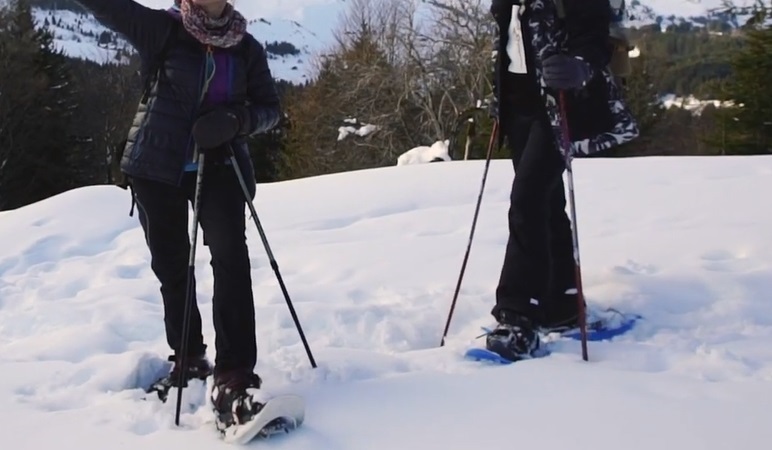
left=554, top=0, right=633, bottom=80
left=111, top=21, right=180, bottom=190
left=139, top=20, right=180, bottom=106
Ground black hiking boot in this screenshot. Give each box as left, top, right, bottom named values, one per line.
left=485, top=310, right=540, bottom=362
left=210, top=369, right=268, bottom=432
left=147, top=354, right=213, bottom=402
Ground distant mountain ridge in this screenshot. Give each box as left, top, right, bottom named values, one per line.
left=26, top=0, right=325, bottom=84
left=627, top=0, right=759, bottom=31
left=19, top=0, right=765, bottom=84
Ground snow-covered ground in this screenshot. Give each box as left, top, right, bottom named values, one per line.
left=397, top=140, right=451, bottom=165
left=2, top=155, right=772, bottom=449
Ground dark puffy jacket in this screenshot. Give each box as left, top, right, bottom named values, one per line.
left=490, top=0, right=638, bottom=155
left=76, top=0, right=281, bottom=186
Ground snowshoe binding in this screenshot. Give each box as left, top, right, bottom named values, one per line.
left=210, top=370, right=305, bottom=445
left=484, top=311, right=542, bottom=362
left=146, top=354, right=213, bottom=403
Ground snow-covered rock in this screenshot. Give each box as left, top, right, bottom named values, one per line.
left=397, top=140, right=451, bottom=166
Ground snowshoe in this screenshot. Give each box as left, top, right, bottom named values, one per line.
left=210, top=370, right=305, bottom=445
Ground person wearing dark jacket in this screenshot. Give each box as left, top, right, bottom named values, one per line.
left=485, top=0, right=638, bottom=362
left=74, top=0, right=281, bottom=428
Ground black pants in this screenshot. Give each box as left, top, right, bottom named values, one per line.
left=492, top=113, right=577, bottom=325
left=131, top=162, right=257, bottom=375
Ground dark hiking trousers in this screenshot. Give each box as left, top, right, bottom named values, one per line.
left=491, top=113, right=577, bottom=326
left=131, top=162, right=257, bottom=375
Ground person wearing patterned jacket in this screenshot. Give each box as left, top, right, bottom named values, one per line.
left=485, top=0, right=638, bottom=362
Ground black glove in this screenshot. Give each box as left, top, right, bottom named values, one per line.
left=541, top=54, right=593, bottom=90
left=191, top=105, right=250, bottom=150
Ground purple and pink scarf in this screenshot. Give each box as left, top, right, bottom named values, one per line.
left=174, top=0, right=247, bottom=48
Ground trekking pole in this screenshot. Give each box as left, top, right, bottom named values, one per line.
left=227, top=146, right=317, bottom=369
left=558, top=91, right=589, bottom=362
left=463, top=117, right=476, bottom=160
left=440, top=119, right=499, bottom=347
left=175, top=150, right=205, bottom=426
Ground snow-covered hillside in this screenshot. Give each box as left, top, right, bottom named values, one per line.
left=629, top=0, right=760, bottom=30
left=30, top=5, right=326, bottom=83
left=1, top=155, right=772, bottom=449
left=32, top=7, right=133, bottom=64
left=246, top=16, right=328, bottom=84
left=26, top=0, right=767, bottom=84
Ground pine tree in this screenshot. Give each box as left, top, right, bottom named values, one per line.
left=0, top=0, right=77, bottom=210
left=610, top=54, right=666, bottom=156
left=721, top=25, right=772, bottom=154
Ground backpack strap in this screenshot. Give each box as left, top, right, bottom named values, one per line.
left=116, top=20, right=179, bottom=202
left=140, top=20, right=180, bottom=105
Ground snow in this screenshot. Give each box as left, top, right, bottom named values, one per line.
left=336, top=118, right=382, bottom=141
left=2, top=155, right=772, bottom=449
left=31, top=8, right=132, bottom=65
left=246, top=16, right=331, bottom=84
left=24, top=0, right=766, bottom=85
left=625, top=0, right=760, bottom=29
left=635, top=0, right=733, bottom=18
left=134, top=0, right=342, bottom=25
left=397, top=139, right=451, bottom=165
left=28, top=6, right=325, bottom=84
left=661, top=94, right=737, bottom=115
left=23, top=0, right=766, bottom=85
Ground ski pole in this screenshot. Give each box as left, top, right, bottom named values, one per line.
left=175, top=150, right=205, bottom=425
left=558, top=90, right=589, bottom=362
left=227, top=146, right=317, bottom=369
left=441, top=119, right=499, bottom=347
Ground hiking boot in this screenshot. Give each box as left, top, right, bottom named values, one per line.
left=485, top=310, right=540, bottom=362
left=210, top=369, right=267, bottom=432
left=147, top=354, right=213, bottom=402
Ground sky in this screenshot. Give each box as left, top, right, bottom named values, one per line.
left=135, top=0, right=340, bottom=21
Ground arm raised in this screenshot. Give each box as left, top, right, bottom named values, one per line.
left=74, top=0, right=171, bottom=57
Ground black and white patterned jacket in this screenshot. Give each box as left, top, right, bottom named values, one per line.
left=490, top=0, right=638, bottom=156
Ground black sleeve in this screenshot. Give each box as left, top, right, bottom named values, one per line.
left=490, top=0, right=514, bottom=25
left=243, top=37, right=282, bottom=135
left=73, top=0, right=171, bottom=57
left=563, top=0, right=611, bottom=67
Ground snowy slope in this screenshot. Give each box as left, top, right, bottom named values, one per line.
left=32, top=7, right=133, bottom=64
left=29, top=5, right=326, bottom=83
left=26, top=0, right=765, bottom=83
left=629, top=0, right=760, bottom=29
left=2, top=155, right=772, bottom=449
left=246, top=17, right=329, bottom=84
